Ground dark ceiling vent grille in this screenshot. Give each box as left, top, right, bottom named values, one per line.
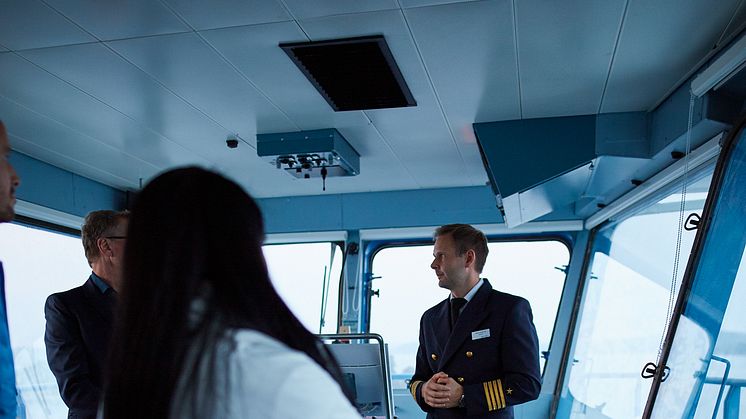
left=281, top=35, right=416, bottom=112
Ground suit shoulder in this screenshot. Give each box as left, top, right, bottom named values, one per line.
left=46, top=283, right=87, bottom=307
left=488, top=289, right=531, bottom=310
left=422, top=299, right=447, bottom=319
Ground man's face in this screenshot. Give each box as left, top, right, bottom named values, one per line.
left=106, top=219, right=129, bottom=261
left=0, top=123, right=21, bottom=223
left=430, top=233, right=468, bottom=291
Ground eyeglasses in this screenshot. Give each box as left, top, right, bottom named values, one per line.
left=105, top=236, right=127, bottom=240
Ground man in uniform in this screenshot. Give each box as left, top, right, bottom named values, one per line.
left=409, top=224, right=541, bottom=418
left=0, top=120, right=21, bottom=418
left=45, top=210, right=128, bottom=419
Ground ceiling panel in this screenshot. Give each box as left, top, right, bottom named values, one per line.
left=725, top=2, right=746, bottom=42
left=404, top=1, right=518, bottom=184
left=19, top=42, right=236, bottom=163
left=602, top=0, right=742, bottom=112
left=399, top=0, right=478, bottom=8
left=0, top=0, right=95, bottom=50
left=282, top=0, right=398, bottom=20
left=1, top=97, right=161, bottom=189
left=107, top=32, right=295, bottom=146
left=0, top=46, right=8, bottom=52
left=517, top=0, right=625, bottom=118
left=299, top=9, right=475, bottom=187
left=199, top=21, right=337, bottom=130
left=201, top=20, right=428, bottom=194
left=44, top=0, right=189, bottom=41
left=0, top=53, right=211, bottom=179
left=215, top=112, right=420, bottom=197
left=164, top=0, right=290, bottom=30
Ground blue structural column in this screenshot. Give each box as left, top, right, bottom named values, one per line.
left=545, top=230, right=591, bottom=418
left=340, top=230, right=362, bottom=333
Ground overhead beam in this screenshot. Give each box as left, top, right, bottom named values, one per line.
left=11, top=151, right=128, bottom=223
left=256, top=186, right=503, bottom=234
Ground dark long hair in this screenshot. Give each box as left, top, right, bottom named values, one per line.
left=103, top=167, right=353, bottom=418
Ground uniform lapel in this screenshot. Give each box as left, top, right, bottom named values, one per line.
left=432, top=298, right=451, bottom=354
left=438, top=279, right=493, bottom=369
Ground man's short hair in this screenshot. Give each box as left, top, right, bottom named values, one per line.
left=82, top=210, right=129, bottom=265
left=434, top=224, right=489, bottom=273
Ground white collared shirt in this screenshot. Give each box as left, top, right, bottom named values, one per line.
left=450, top=278, right=484, bottom=314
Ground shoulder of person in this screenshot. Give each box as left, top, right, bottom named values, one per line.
left=227, top=329, right=320, bottom=369
left=45, top=282, right=88, bottom=306
left=487, top=290, right=532, bottom=312
left=225, top=329, right=360, bottom=418
left=425, top=297, right=449, bottom=314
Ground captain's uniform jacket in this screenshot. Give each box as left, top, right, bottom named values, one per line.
left=409, top=279, right=541, bottom=418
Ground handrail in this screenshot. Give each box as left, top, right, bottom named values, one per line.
left=709, top=355, right=731, bottom=419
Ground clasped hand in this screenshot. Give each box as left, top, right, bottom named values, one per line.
left=421, top=372, right=463, bottom=409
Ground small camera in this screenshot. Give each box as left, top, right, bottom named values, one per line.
left=226, top=138, right=239, bottom=149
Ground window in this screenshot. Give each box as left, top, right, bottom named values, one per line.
left=368, top=240, right=570, bottom=380
left=262, top=242, right=342, bottom=334
left=0, top=222, right=90, bottom=418
left=650, top=128, right=746, bottom=418
left=565, top=170, right=714, bottom=419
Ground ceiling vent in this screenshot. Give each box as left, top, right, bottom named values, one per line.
left=281, top=35, right=416, bottom=112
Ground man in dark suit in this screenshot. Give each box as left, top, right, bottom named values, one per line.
left=45, top=210, right=128, bottom=419
left=0, top=120, right=21, bottom=418
left=409, top=224, right=541, bottom=418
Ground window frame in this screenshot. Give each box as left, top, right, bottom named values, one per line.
left=643, top=119, right=746, bottom=417
left=553, top=151, right=721, bottom=418
left=362, top=233, right=574, bottom=378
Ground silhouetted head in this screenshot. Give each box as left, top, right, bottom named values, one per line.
left=104, top=167, right=352, bottom=418
left=122, top=167, right=272, bottom=325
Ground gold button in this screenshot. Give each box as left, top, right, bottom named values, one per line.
left=457, top=377, right=465, bottom=383
left=466, top=351, right=473, bottom=358
left=431, top=353, right=438, bottom=361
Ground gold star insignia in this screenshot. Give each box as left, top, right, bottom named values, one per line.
left=507, top=388, right=513, bottom=395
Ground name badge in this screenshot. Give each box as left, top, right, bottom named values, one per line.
left=472, top=329, right=490, bottom=340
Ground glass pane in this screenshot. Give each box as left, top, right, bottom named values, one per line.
left=369, top=240, right=569, bottom=379
left=0, top=222, right=91, bottom=418
left=263, top=242, right=342, bottom=334
left=651, top=130, right=746, bottom=418
left=565, top=171, right=714, bottom=419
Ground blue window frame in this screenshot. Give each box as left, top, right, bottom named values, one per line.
left=647, top=121, right=746, bottom=418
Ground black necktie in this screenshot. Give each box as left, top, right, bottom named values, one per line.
left=450, top=298, right=467, bottom=329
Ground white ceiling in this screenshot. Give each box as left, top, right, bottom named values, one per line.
left=0, top=0, right=744, bottom=197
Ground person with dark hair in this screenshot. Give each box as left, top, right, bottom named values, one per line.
left=0, top=120, right=21, bottom=418
left=45, top=210, right=129, bottom=419
left=102, top=167, right=359, bottom=419
left=409, top=224, right=541, bottom=418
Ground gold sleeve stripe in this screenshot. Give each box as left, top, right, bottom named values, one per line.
left=496, top=379, right=506, bottom=409
left=489, top=380, right=502, bottom=409
left=483, top=382, right=495, bottom=411
left=410, top=380, right=423, bottom=400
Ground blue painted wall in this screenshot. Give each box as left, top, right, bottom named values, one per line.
left=11, top=151, right=127, bottom=216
